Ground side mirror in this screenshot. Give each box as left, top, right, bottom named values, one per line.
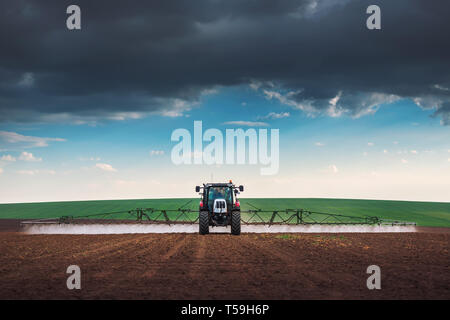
left=195, top=186, right=200, bottom=192
left=239, top=185, right=244, bottom=192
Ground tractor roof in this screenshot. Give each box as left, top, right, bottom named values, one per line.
left=203, top=183, right=234, bottom=188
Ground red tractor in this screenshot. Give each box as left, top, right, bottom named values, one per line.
left=195, top=182, right=244, bottom=235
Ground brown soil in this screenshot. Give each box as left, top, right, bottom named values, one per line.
left=0, top=225, right=449, bottom=299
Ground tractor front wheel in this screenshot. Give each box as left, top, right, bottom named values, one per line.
left=199, top=210, right=209, bottom=235
left=231, top=211, right=241, bottom=235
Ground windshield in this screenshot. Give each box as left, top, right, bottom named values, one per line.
left=207, top=186, right=233, bottom=210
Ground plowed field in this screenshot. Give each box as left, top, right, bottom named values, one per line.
left=0, top=221, right=448, bottom=299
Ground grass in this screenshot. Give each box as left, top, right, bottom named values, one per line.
left=241, top=198, right=450, bottom=227
left=0, top=198, right=449, bottom=227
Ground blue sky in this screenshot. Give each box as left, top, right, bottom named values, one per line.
left=1, top=1, right=450, bottom=203
left=1, top=84, right=449, bottom=203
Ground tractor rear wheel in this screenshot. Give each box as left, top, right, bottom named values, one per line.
left=231, top=210, right=241, bottom=235
left=199, top=210, right=209, bottom=235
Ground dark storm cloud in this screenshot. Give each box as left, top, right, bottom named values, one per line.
left=1, top=0, right=450, bottom=123
left=435, top=102, right=450, bottom=125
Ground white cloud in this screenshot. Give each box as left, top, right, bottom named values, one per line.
left=17, top=170, right=36, bottom=175
left=1, top=154, right=16, bottom=162
left=223, top=121, right=269, bottom=127
left=0, top=168, right=3, bottom=174
left=262, top=89, right=317, bottom=115
left=39, top=112, right=148, bottom=126
left=19, top=152, right=42, bottom=162
left=158, top=110, right=185, bottom=117
left=95, top=163, right=117, bottom=172
left=367, top=142, right=374, bottom=147
left=329, top=91, right=342, bottom=107
left=401, top=159, right=408, bottom=164
left=383, top=149, right=388, bottom=154
left=106, top=112, right=145, bottom=121
left=260, top=84, right=399, bottom=119
left=315, top=142, right=324, bottom=147
left=329, top=165, right=338, bottom=173
left=22, top=94, right=204, bottom=125
left=58, top=97, right=195, bottom=123
left=327, top=91, right=344, bottom=117
left=413, top=96, right=442, bottom=111
left=363, top=152, right=368, bottom=156
left=150, top=150, right=164, bottom=156
left=18, top=72, right=35, bottom=87
left=241, top=102, right=247, bottom=107
left=327, top=104, right=345, bottom=118
left=156, top=98, right=196, bottom=118
left=79, top=156, right=101, bottom=161
left=17, top=169, right=55, bottom=175
left=201, top=88, right=219, bottom=96
left=0, top=131, right=65, bottom=149
left=249, top=81, right=262, bottom=91
left=410, top=150, right=418, bottom=154
left=351, top=93, right=399, bottom=119
left=393, top=141, right=399, bottom=145
left=434, top=84, right=450, bottom=91
left=260, top=112, right=290, bottom=120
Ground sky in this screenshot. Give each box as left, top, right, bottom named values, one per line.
left=0, top=0, right=449, bottom=203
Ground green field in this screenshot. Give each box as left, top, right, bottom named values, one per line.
left=0, top=198, right=449, bottom=227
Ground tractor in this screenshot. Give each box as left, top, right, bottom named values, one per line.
left=195, top=181, right=244, bottom=235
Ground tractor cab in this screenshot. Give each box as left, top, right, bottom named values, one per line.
left=207, top=185, right=233, bottom=211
